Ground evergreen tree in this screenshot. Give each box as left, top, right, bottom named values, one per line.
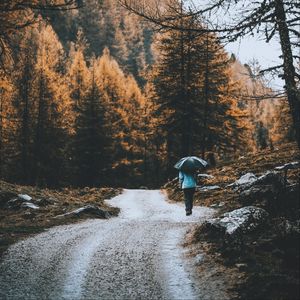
left=31, top=22, right=72, bottom=186
left=149, top=11, right=246, bottom=176
left=73, top=59, right=107, bottom=186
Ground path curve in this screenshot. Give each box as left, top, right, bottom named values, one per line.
left=0, top=189, right=222, bottom=300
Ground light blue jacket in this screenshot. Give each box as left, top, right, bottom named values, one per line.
left=179, top=171, right=197, bottom=189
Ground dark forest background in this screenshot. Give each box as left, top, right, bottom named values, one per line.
left=0, top=0, right=295, bottom=188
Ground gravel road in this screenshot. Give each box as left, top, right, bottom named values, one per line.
left=0, top=189, right=220, bottom=300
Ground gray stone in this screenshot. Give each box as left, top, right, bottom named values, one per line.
left=18, top=194, right=32, bottom=201
left=7, top=194, right=34, bottom=209
left=54, top=205, right=110, bottom=219
left=203, top=206, right=269, bottom=242
left=21, top=202, right=39, bottom=210
left=227, top=173, right=258, bottom=188
left=195, top=254, right=205, bottom=265
left=255, top=171, right=285, bottom=187
left=197, top=174, right=214, bottom=179
left=199, top=185, right=220, bottom=192
left=235, top=263, right=248, bottom=271
left=275, top=161, right=300, bottom=171
left=238, top=185, right=276, bottom=206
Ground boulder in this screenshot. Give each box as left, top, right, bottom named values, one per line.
left=238, top=185, right=277, bottom=206
left=54, top=204, right=110, bottom=219
left=255, top=171, right=285, bottom=188
left=227, top=173, right=258, bottom=188
left=203, top=206, right=269, bottom=243
left=238, top=172, right=288, bottom=207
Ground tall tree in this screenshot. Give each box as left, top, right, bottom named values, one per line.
left=120, top=0, right=300, bottom=148
left=72, top=59, right=107, bottom=186
left=31, top=22, right=72, bottom=186
left=147, top=11, right=246, bottom=175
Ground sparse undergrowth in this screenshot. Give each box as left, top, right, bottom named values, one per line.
left=165, top=142, right=300, bottom=300
left=0, top=182, right=121, bottom=258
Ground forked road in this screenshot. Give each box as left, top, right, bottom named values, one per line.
left=1, top=190, right=216, bottom=300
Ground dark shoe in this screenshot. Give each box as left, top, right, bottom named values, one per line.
left=186, top=210, right=192, bottom=216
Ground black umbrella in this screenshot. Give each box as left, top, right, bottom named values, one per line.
left=174, top=156, right=208, bottom=173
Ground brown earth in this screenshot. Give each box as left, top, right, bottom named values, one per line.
left=0, top=181, right=121, bottom=258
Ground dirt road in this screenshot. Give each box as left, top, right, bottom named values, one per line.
left=0, top=189, right=225, bottom=300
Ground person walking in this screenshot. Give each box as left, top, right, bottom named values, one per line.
left=179, top=170, right=197, bottom=216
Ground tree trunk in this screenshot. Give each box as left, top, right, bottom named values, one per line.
left=21, top=60, right=30, bottom=183
left=201, top=32, right=210, bottom=158
left=0, top=88, right=3, bottom=177
left=274, top=0, right=300, bottom=149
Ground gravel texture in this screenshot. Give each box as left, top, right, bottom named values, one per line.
left=0, top=189, right=227, bottom=300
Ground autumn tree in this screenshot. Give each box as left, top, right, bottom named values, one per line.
left=31, top=23, right=72, bottom=186
left=120, top=0, right=300, bottom=148
left=72, top=59, right=107, bottom=186
left=147, top=10, right=246, bottom=176
left=0, top=0, right=79, bottom=69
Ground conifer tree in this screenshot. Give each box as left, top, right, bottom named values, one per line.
left=31, top=22, right=72, bottom=186
left=148, top=11, right=246, bottom=175
left=73, top=59, right=107, bottom=186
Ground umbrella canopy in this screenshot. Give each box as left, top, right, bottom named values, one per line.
left=174, top=156, right=208, bottom=173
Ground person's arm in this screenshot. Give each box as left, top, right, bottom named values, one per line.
left=179, top=171, right=184, bottom=188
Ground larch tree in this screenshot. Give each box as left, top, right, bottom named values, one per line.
left=147, top=10, right=246, bottom=175
left=72, top=58, right=107, bottom=187
left=120, top=0, right=300, bottom=149
left=0, top=70, right=15, bottom=178
left=32, top=22, right=72, bottom=186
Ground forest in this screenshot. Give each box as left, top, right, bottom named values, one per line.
left=0, top=0, right=297, bottom=188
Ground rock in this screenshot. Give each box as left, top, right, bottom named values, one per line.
left=7, top=194, right=34, bottom=209
left=0, top=191, right=17, bottom=208
left=237, top=171, right=287, bottom=206
left=203, top=206, right=269, bottom=243
left=255, top=171, right=285, bottom=188
left=274, top=161, right=300, bottom=171
left=199, top=185, right=221, bottom=191
left=21, top=202, right=39, bottom=210
left=235, top=263, right=248, bottom=271
left=210, top=202, right=225, bottom=208
left=227, top=173, right=258, bottom=188
left=197, top=174, right=214, bottom=179
left=18, top=194, right=32, bottom=201
left=54, top=205, right=110, bottom=219
left=195, top=253, right=205, bottom=265
left=238, top=185, right=276, bottom=206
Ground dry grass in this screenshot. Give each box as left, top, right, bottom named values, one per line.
left=166, top=142, right=300, bottom=300
left=165, top=142, right=300, bottom=212
left=0, top=182, right=121, bottom=257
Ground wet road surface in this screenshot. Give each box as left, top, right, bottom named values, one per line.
left=0, top=189, right=217, bottom=300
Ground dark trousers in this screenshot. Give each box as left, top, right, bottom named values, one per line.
left=183, top=188, right=195, bottom=212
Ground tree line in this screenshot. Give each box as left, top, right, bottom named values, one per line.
left=0, top=0, right=293, bottom=188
